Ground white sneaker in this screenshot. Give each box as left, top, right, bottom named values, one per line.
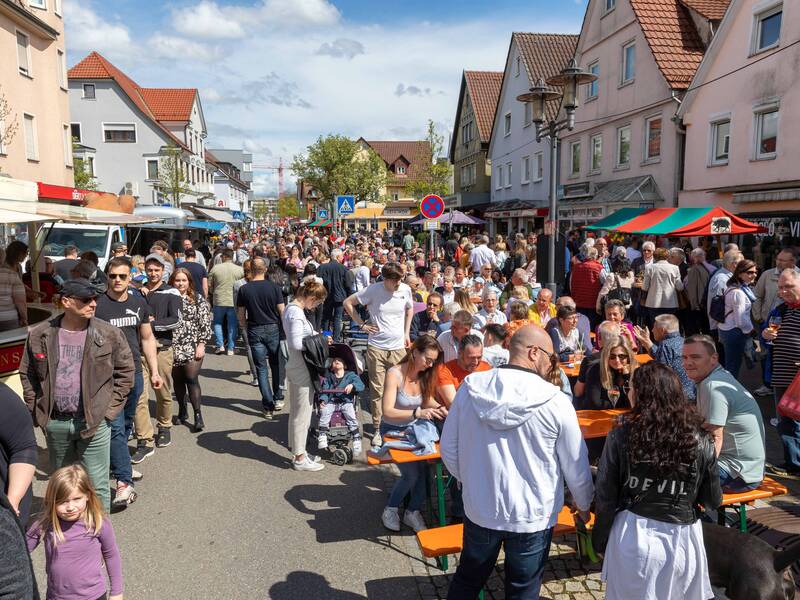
left=771, top=417, right=780, bottom=427
left=274, top=400, right=285, bottom=411
left=403, top=509, right=427, bottom=532
left=754, top=385, right=773, bottom=396
left=371, top=431, right=382, bottom=449
left=382, top=507, right=400, bottom=531
left=352, top=439, right=362, bottom=453
left=131, top=469, right=143, bottom=481
left=318, top=434, right=329, bottom=450
left=293, top=456, right=324, bottom=471
left=226, top=350, right=234, bottom=356
left=308, top=454, right=323, bottom=463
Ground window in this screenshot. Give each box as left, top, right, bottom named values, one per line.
left=710, top=119, right=731, bottom=164
left=62, top=124, right=72, bottom=166
left=591, top=134, right=602, bottom=172
left=505, top=162, right=512, bottom=187
left=515, top=56, right=521, bottom=77
left=503, top=112, right=511, bottom=136
left=622, top=42, right=635, bottom=84
left=70, top=123, right=81, bottom=142
left=460, top=163, right=476, bottom=187
left=397, top=165, right=406, bottom=174
left=243, top=162, right=252, bottom=172
left=496, top=166, right=503, bottom=190
left=645, top=116, right=662, bottom=161
left=23, top=114, right=38, bottom=161
left=103, top=123, right=136, bottom=143
left=28, top=0, right=45, bottom=8
left=521, top=156, right=531, bottom=184
left=85, top=156, right=95, bottom=177
left=54, top=0, right=61, bottom=15
left=57, top=49, right=67, bottom=89
left=616, top=125, right=631, bottom=167
left=82, top=84, right=96, bottom=99
left=534, top=152, right=544, bottom=181
left=17, top=31, right=31, bottom=77
left=604, top=0, right=616, bottom=12
left=462, top=121, right=474, bottom=144
left=752, top=4, right=782, bottom=53
left=0, top=120, right=6, bottom=155
left=570, top=141, right=581, bottom=176
left=586, top=62, right=599, bottom=99
left=392, top=193, right=399, bottom=202
left=146, top=159, right=159, bottom=180
left=755, top=107, right=779, bottom=159
left=523, top=102, right=532, bottom=127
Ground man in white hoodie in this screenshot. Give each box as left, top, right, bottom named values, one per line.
left=441, top=325, right=594, bottom=599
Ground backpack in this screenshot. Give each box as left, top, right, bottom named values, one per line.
left=709, top=287, right=731, bottom=323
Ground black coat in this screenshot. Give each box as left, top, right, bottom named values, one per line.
left=301, top=334, right=329, bottom=394
left=317, top=260, right=350, bottom=304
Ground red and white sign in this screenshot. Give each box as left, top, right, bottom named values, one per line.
left=217, top=199, right=227, bottom=208
left=37, top=182, right=90, bottom=205
left=420, top=194, right=445, bottom=219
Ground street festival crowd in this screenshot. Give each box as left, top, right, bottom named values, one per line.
left=3, top=223, right=800, bottom=599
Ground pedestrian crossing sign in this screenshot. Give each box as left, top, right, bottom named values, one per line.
left=336, top=195, right=355, bottom=215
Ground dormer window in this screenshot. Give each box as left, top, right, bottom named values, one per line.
left=397, top=166, right=406, bottom=175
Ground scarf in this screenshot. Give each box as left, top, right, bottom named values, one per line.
left=741, top=283, right=757, bottom=303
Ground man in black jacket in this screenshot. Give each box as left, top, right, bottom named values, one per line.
left=410, top=292, right=443, bottom=341
left=317, top=249, right=351, bottom=342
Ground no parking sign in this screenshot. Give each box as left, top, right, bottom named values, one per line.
left=420, top=194, right=445, bottom=220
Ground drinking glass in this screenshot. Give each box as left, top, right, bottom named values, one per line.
left=608, top=386, right=621, bottom=407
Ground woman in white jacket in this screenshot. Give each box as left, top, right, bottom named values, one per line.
left=718, top=260, right=759, bottom=380
left=642, top=247, right=683, bottom=329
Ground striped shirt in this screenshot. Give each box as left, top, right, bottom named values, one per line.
left=772, top=305, right=800, bottom=388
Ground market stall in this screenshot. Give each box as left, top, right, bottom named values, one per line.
left=583, top=207, right=767, bottom=237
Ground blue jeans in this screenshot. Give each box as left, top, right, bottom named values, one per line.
left=776, top=385, right=800, bottom=472
left=321, top=302, right=344, bottom=342
left=380, top=421, right=427, bottom=511
left=110, top=370, right=143, bottom=485
left=719, top=327, right=749, bottom=380
left=719, top=463, right=759, bottom=493
left=213, top=306, right=238, bottom=351
left=248, top=323, right=284, bottom=411
left=448, top=517, right=553, bottom=600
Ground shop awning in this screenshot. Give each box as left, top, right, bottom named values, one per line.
left=0, top=208, right=53, bottom=224
left=192, top=207, right=238, bottom=223
left=311, top=219, right=332, bottom=228
left=584, top=207, right=768, bottom=236
left=187, top=220, right=226, bottom=232
left=1, top=200, right=160, bottom=225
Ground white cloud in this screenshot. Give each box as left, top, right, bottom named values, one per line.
left=258, top=0, right=340, bottom=27
left=148, top=34, right=222, bottom=62
left=172, top=1, right=247, bottom=39
left=64, top=2, right=134, bottom=56
left=315, top=38, right=365, bottom=60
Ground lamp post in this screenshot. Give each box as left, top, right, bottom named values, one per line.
left=516, top=58, right=597, bottom=294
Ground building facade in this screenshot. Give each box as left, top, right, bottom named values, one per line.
left=559, top=0, right=715, bottom=229
left=446, top=70, right=502, bottom=215
left=206, top=151, right=248, bottom=212
left=357, top=139, right=432, bottom=203
left=678, top=0, right=800, bottom=240
left=486, top=33, right=578, bottom=235
left=0, top=0, right=72, bottom=186
left=67, top=51, right=213, bottom=206
left=207, top=148, right=253, bottom=214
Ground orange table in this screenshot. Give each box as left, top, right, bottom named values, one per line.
left=577, top=409, right=629, bottom=439
left=561, top=353, right=653, bottom=378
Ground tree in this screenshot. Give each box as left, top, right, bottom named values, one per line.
left=277, top=196, right=299, bottom=218
left=404, top=119, right=452, bottom=200
left=155, top=144, right=192, bottom=207
left=72, top=142, right=98, bottom=190
left=253, top=202, right=269, bottom=221
left=291, top=134, right=386, bottom=207
left=0, top=85, right=19, bottom=173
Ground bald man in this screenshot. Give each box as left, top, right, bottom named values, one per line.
left=441, top=325, right=593, bottom=598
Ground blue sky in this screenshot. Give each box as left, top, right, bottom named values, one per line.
left=64, top=0, right=588, bottom=195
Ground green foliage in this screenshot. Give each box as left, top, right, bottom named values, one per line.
left=291, top=135, right=386, bottom=205
left=155, top=144, right=192, bottom=207
left=72, top=142, right=97, bottom=190
left=405, top=120, right=452, bottom=200
left=277, top=196, right=299, bottom=218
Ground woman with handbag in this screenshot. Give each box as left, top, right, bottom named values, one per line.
left=593, top=362, right=721, bottom=600
left=595, top=257, right=634, bottom=314
left=718, top=260, right=759, bottom=380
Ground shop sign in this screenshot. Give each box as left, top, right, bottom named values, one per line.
left=37, top=183, right=89, bottom=205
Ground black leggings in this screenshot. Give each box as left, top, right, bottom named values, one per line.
left=173, top=357, right=204, bottom=412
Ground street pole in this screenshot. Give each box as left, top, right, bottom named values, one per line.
left=548, top=132, right=559, bottom=296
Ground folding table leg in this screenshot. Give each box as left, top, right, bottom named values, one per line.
left=738, top=504, right=747, bottom=533
left=435, top=461, right=448, bottom=571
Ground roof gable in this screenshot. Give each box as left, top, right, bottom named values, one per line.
left=363, top=140, right=432, bottom=180
left=678, top=0, right=730, bottom=20
left=138, top=88, right=197, bottom=122
left=629, top=0, right=707, bottom=89
left=464, top=71, right=503, bottom=144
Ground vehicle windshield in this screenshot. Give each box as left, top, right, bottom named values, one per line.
left=42, top=228, right=109, bottom=257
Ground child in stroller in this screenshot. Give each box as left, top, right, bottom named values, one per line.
left=316, top=345, right=365, bottom=464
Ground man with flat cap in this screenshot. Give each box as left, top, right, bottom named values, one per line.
left=20, top=278, right=134, bottom=511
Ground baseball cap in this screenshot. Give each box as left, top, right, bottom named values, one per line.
left=61, top=278, right=98, bottom=300
left=145, top=253, right=167, bottom=267
left=111, top=242, right=127, bottom=252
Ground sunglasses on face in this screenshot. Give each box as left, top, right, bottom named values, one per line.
left=72, top=296, right=97, bottom=305
left=108, top=273, right=129, bottom=280
left=609, top=353, right=629, bottom=361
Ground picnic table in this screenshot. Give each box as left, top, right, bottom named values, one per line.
left=576, top=408, right=629, bottom=439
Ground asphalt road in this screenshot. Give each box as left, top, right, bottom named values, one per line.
left=29, top=351, right=421, bottom=600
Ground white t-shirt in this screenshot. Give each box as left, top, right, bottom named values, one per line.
left=469, top=244, right=496, bottom=273
left=437, top=328, right=484, bottom=363
left=356, top=281, right=412, bottom=350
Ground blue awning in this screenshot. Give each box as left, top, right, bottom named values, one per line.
left=187, top=220, right=226, bottom=231
left=231, top=211, right=247, bottom=221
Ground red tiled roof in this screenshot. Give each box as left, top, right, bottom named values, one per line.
left=363, top=140, right=432, bottom=182
left=463, top=71, right=503, bottom=143
left=68, top=52, right=194, bottom=150
left=630, top=0, right=707, bottom=89
left=679, top=0, right=730, bottom=20
left=513, top=33, right=579, bottom=121
left=139, top=88, right=196, bottom=121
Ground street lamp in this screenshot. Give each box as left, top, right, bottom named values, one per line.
left=516, top=58, right=597, bottom=294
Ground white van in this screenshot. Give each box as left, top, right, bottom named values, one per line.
left=40, top=223, right=125, bottom=270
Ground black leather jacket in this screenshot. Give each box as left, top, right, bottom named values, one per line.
left=593, top=423, right=722, bottom=553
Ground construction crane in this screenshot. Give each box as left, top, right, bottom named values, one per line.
left=252, top=158, right=298, bottom=199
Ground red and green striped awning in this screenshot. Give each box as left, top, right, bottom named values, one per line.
left=583, top=207, right=767, bottom=237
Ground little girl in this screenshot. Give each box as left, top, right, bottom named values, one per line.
left=27, top=464, right=123, bottom=600
left=317, top=357, right=365, bottom=453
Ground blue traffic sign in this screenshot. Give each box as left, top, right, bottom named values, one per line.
left=318, top=209, right=329, bottom=219
left=420, top=194, right=445, bottom=219
left=336, top=195, right=355, bottom=215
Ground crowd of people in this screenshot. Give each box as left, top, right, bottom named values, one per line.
left=1, top=223, right=798, bottom=599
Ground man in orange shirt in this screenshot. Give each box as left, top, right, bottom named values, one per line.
left=436, top=334, right=492, bottom=408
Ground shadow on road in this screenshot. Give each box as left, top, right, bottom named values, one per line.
left=202, top=393, right=263, bottom=419
left=268, top=572, right=428, bottom=599
left=284, top=468, right=390, bottom=544
left=195, top=424, right=291, bottom=470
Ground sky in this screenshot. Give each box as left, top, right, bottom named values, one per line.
left=63, top=0, right=589, bottom=195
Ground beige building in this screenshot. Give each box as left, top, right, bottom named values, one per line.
left=357, top=139, right=432, bottom=203
left=0, top=0, right=72, bottom=186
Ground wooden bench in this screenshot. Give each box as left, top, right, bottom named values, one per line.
left=416, top=506, right=598, bottom=572
left=718, top=476, right=789, bottom=532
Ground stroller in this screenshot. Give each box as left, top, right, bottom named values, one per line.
left=310, top=343, right=365, bottom=466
